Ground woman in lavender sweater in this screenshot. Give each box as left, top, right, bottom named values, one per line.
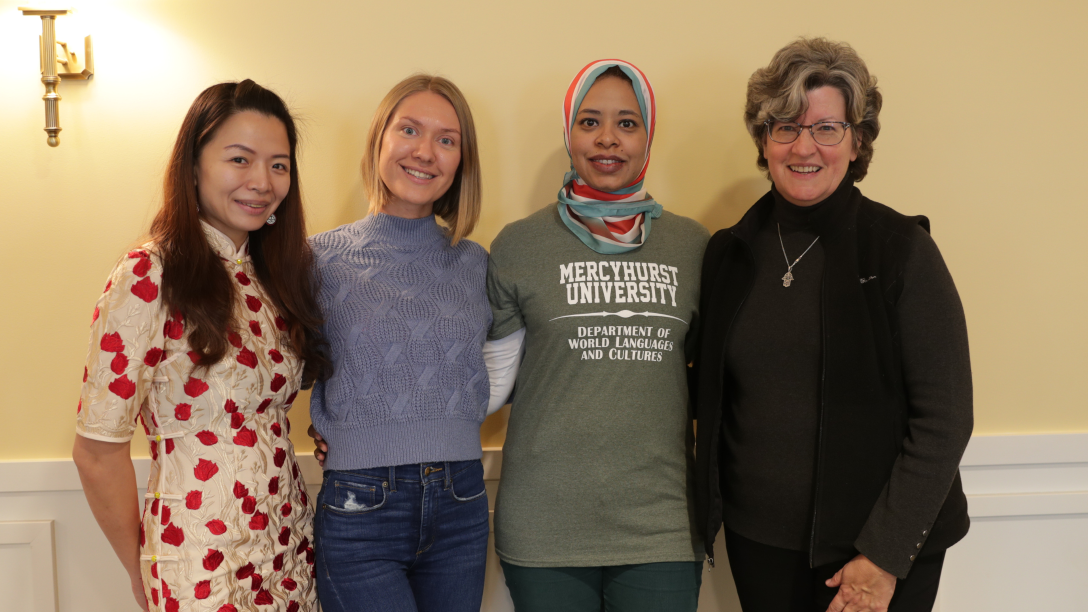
left=306, top=74, right=498, bottom=612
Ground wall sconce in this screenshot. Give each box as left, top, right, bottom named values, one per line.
left=19, top=7, right=94, bottom=147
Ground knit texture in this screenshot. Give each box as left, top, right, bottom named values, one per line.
left=309, top=213, right=492, bottom=470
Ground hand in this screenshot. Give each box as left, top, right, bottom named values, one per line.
left=825, top=554, right=896, bottom=612
left=307, top=424, right=328, bottom=467
left=130, top=575, right=149, bottom=611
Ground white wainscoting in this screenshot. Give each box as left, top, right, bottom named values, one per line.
left=1, top=434, right=1085, bottom=612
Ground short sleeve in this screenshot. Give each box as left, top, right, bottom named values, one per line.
left=76, top=250, right=168, bottom=442
left=486, top=240, right=524, bottom=341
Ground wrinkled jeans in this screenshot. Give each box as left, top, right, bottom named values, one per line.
left=314, top=460, right=489, bottom=612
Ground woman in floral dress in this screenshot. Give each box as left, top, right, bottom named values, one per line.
left=73, top=80, right=329, bottom=612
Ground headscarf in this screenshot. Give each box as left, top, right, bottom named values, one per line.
left=557, top=59, right=663, bottom=254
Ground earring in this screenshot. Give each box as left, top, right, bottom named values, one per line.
left=265, top=214, right=277, bottom=225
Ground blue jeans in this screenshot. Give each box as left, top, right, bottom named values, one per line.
left=314, top=460, right=490, bottom=612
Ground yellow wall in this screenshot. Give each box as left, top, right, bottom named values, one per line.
left=1, top=0, right=1084, bottom=460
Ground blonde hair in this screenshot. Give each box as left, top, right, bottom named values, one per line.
left=361, top=74, right=481, bottom=245
left=744, top=37, right=882, bottom=181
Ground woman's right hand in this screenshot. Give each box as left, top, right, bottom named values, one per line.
left=307, top=424, right=328, bottom=467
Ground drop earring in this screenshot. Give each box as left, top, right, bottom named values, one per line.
left=265, top=214, right=277, bottom=225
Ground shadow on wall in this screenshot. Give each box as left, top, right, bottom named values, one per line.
left=529, top=146, right=570, bottom=213
left=699, top=177, right=769, bottom=234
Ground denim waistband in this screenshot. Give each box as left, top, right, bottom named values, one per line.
left=328, top=459, right=479, bottom=490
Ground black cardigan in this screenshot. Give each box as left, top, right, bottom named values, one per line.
left=692, top=185, right=972, bottom=578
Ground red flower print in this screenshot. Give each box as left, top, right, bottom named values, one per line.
left=151, top=562, right=158, bottom=579
left=234, top=427, right=258, bottom=447
left=110, top=353, right=128, bottom=375
left=203, top=549, right=224, bottom=571
left=292, top=461, right=300, bottom=479
left=270, top=374, right=287, bottom=393
left=140, top=523, right=145, bottom=546
left=275, top=316, right=287, bottom=331
left=241, top=496, right=256, bottom=514
left=187, top=351, right=201, bottom=364
left=281, top=577, right=297, bottom=591
left=278, top=527, right=291, bottom=546
left=184, top=377, right=209, bottom=398
left=257, top=398, right=272, bottom=414
left=151, top=588, right=158, bottom=606
left=306, top=547, right=314, bottom=565
left=161, top=523, right=184, bottom=546
left=236, top=347, right=258, bottom=369
left=194, top=459, right=219, bottom=481
left=163, top=319, right=184, bottom=339
left=224, top=399, right=239, bottom=413
left=236, top=563, right=255, bottom=580
left=233, top=481, right=249, bottom=499
left=194, top=580, right=211, bottom=600
left=133, top=257, right=152, bottom=278
left=185, top=490, right=202, bottom=510
left=249, top=320, right=262, bottom=337
left=196, top=430, right=218, bottom=446
left=273, top=448, right=286, bottom=468
left=108, top=375, right=136, bottom=400
left=206, top=519, right=227, bottom=535
left=161, top=505, right=172, bottom=525
left=235, top=271, right=251, bottom=286
left=91, top=306, right=99, bottom=325
left=268, top=477, right=279, bottom=495
left=273, top=552, right=284, bottom=571
left=231, top=412, right=245, bottom=429
left=251, top=573, right=263, bottom=592
left=76, top=399, right=82, bottom=414
left=287, top=601, right=300, bottom=612
left=268, top=349, right=283, bottom=363
left=149, top=441, right=158, bottom=461
left=174, top=403, right=191, bottom=421
left=127, top=249, right=150, bottom=260
left=254, top=589, right=273, bottom=605
left=143, top=347, right=164, bottom=366
left=228, top=331, right=243, bottom=348
left=151, top=498, right=160, bottom=516
left=83, top=366, right=88, bottom=382
left=280, top=502, right=291, bottom=517
left=100, top=332, right=124, bottom=353
left=295, top=537, right=309, bottom=556
left=286, top=417, right=292, bottom=434
left=217, top=606, right=238, bottom=612
left=131, top=277, right=159, bottom=303
left=285, top=391, right=298, bottom=406
left=165, top=597, right=179, bottom=612
left=245, top=295, right=262, bottom=312
left=271, top=423, right=282, bottom=438
left=165, top=439, right=175, bottom=454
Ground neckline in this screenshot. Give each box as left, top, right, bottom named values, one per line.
left=200, top=221, right=250, bottom=262
left=771, top=175, right=853, bottom=231
left=360, top=212, right=447, bottom=245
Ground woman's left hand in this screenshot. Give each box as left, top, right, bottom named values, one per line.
left=824, top=554, right=896, bottom=612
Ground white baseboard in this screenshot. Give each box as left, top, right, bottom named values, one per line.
left=1, top=435, right=1084, bottom=612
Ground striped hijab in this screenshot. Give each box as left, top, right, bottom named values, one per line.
left=558, top=59, right=663, bottom=254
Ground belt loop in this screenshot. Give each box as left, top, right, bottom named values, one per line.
left=388, top=465, right=396, bottom=492
left=443, top=461, right=452, bottom=490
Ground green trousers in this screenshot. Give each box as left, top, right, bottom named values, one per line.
left=499, top=560, right=703, bottom=612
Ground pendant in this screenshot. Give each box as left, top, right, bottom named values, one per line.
left=782, top=271, right=794, bottom=287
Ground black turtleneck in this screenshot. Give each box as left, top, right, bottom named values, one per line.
left=720, top=177, right=971, bottom=554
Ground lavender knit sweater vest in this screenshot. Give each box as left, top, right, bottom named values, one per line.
left=309, top=213, right=492, bottom=470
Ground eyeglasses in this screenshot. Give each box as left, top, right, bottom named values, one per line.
left=764, top=120, right=852, bottom=146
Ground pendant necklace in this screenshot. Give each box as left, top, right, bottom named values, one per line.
left=777, top=223, right=819, bottom=288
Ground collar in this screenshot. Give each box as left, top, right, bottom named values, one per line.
left=200, top=221, right=250, bottom=264
left=359, top=212, right=446, bottom=246
left=733, top=175, right=858, bottom=245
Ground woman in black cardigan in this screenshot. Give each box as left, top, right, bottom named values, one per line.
left=693, top=38, right=973, bottom=612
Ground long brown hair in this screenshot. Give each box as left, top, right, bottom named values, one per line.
left=150, top=80, right=329, bottom=387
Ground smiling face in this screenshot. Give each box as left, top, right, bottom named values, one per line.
left=377, top=90, right=462, bottom=218
left=764, top=85, right=857, bottom=207
left=194, top=110, right=291, bottom=248
left=569, top=76, right=648, bottom=193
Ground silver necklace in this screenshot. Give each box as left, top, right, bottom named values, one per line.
left=777, top=223, right=819, bottom=288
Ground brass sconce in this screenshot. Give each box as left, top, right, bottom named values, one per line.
left=20, top=7, right=94, bottom=147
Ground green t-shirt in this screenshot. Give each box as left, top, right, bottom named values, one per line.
left=488, top=205, right=710, bottom=567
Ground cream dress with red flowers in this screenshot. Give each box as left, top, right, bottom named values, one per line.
left=77, top=223, right=316, bottom=612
